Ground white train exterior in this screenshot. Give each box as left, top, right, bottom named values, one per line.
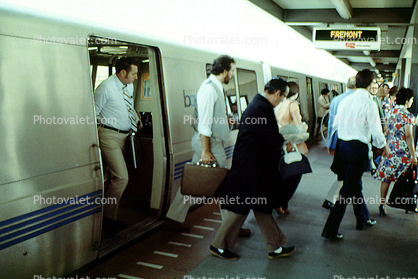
left=0, top=3, right=351, bottom=278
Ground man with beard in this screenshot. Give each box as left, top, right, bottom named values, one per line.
left=165, top=55, right=250, bottom=236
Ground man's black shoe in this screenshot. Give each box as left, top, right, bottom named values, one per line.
left=356, top=219, right=376, bottom=230
left=322, top=200, right=334, bottom=210
left=209, top=245, right=239, bottom=260
left=321, top=231, right=344, bottom=240
left=268, top=246, right=295, bottom=259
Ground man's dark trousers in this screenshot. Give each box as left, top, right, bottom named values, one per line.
left=323, top=140, right=371, bottom=235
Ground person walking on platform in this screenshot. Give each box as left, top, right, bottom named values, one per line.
left=165, top=55, right=250, bottom=236
left=321, top=76, right=356, bottom=210
left=322, top=69, right=390, bottom=240
left=210, top=78, right=295, bottom=260
left=94, top=57, right=140, bottom=222
left=274, top=81, right=308, bottom=215
left=316, top=88, right=330, bottom=137
left=373, top=88, right=417, bottom=216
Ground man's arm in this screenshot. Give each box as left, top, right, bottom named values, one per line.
left=200, top=134, right=216, bottom=164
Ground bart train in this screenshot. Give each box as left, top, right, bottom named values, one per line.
left=0, top=3, right=348, bottom=278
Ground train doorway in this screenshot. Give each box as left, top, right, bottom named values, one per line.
left=88, top=36, right=168, bottom=255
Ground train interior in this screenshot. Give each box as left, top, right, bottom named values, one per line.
left=88, top=36, right=166, bottom=252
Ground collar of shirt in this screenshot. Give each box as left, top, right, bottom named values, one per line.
left=112, top=74, right=126, bottom=92
left=259, top=92, right=267, bottom=99
left=209, top=74, right=224, bottom=93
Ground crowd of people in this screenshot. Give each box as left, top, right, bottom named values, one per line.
left=94, top=54, right=416, bottom=261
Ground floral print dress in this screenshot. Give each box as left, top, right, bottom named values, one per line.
left=373, top=105, right=414, bottom=182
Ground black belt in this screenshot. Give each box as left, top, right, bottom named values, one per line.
left=100, top=124, right=130, bottom=134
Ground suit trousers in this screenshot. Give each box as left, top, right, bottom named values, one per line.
left=212, top=210, right=287, bottom=253
left=323, top=140, right=371, bottom=235
left=98, top=127, right=129, bottom=220
left=166, top=133, right=227, bottom=223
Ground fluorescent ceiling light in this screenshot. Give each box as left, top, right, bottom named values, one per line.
left=331, top=0, right=353, bottom=19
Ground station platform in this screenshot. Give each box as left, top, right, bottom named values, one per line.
left=82, top=139, right=418, bottom=279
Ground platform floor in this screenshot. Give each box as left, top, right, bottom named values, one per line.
left=82, top=139, right=418, bottom=279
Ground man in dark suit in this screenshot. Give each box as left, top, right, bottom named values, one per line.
left=209, top=78, right=296, bottom=260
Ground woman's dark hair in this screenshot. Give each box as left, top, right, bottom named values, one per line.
left=287, top=82, right=299, bottom=98
left=395, top=88, right=414, bottom=105
left=210, top=55, right=235, bottom=75
left=388, top=86, right=398, bottom=96
left=115, top=57, right=139, bottom=74
left=321, top=88, right=330, bottom=95
left=356, top=69, right=375, bottom=89
left=264, top=78, right=289, bottom=96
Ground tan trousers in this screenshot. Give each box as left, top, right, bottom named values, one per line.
left=212, top=210, right=287, bottom=253
left=98, top=127, right=129, bottom=220
left=166, top=133, right=227, bottom=223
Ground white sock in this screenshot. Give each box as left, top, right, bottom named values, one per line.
left=274, top=247, right=282, bottom=253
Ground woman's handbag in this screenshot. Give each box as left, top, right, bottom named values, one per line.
left=279, top=145, right=312, bottom=180
left=388, top=165, right=418, bottom=212
left=181, top=161, right=229, bottom=197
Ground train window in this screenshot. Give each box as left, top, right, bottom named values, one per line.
left=236, top=69, right=257, bottom=126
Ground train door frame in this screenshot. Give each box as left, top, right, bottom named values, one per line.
left=87, top=35, right=169, bottom=255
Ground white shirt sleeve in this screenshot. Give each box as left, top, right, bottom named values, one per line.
left=368, top=101, right=386, bottom=148
left=94, top=84, right=108, bottom=118
left=197, top=84, right=218, bottom=137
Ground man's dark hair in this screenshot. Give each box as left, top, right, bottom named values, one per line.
left=388, top=86, right=398, bottom=96
left=210, top=55, right=235, bottom=75
left=321, top=88, right=330, bottom=95
left=287, top=82, right=299, bottom=98
left=356, top=69, right=375, bottom=89
left=264, top=78, right=289, bottom=96
left=115, top=57, right=139, bottom=74
left=395, top=88, right=414, bottom=105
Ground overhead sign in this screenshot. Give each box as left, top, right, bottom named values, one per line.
left=313, top=27, right=381, bottom=51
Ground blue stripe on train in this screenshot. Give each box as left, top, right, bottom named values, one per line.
left=0, top=190, right=102, bottom=251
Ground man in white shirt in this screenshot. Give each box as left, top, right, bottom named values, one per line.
left=94, top=57, right=140, bottom=222
left=322, top=69, right=390, bottom=240
left=165, top=55, right=250, bottom=236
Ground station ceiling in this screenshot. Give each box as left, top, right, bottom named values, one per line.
left=248, top=0, right=417, bottom=82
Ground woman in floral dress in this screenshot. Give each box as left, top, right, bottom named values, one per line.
left=373, top=88, right=417, bottom=216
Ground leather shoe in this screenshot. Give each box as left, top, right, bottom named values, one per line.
left=268, top=246, right=295, bottom=259
left=356, top=219, right=376, bottom=230
left=238, top=228, right=251, bottom=237
left=209, top=245, right=239, bottom=260
left=322, top=200, right=334, bottom=210
left=321, top=231, right=343, bottom=240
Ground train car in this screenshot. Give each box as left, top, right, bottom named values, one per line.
left=0, top=3, right=350, bottom=278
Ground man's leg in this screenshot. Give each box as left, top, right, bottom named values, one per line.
left=253, top=211, right=287, bottom=253
left=212, top=210, right=246, bottom=250
left=99, top=128, right=129, bottom=221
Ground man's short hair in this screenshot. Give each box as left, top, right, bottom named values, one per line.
left=210, top=55, right=235, bottom=75
left=115, top=57, right=139, bottom=74
left=347, top=76, right=356, bottom=89
left=264, top=78, right=289, bottom=96
left=321, top=88, right=330, bottom=95
left=356, top=69, right=375, bottom=89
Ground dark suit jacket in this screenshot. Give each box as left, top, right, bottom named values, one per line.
left=216, top=94, right=284, bottom=215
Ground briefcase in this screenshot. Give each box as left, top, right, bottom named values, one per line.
left=181, top=162, right=228, bottom=197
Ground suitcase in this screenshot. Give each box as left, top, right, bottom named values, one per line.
left=388, top=165, right=418, bottom=212
left=180, top=162, right=228, bottom=197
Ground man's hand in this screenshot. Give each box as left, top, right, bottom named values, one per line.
left=328, top=149, right=335, bottom=156
left=201, top=150, right=216, bottom=164
left=382, top=145, right=390, bottom=157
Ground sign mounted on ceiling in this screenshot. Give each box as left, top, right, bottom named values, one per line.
left=313, top=27, right=381, bottom=51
